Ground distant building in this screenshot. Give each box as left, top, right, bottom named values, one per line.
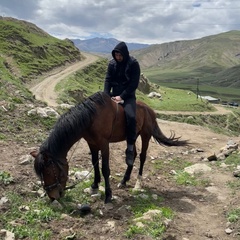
left=198, top=96, right=220, bottom=103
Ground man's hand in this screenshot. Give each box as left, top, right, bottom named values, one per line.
left=111, top=96, right=124, bottom=104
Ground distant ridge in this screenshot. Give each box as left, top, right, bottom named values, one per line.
left=71, top=37, right=150, bottom=54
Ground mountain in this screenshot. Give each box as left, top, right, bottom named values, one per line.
left=131, top=30, right=240, bottom=88
left=132, top=31, right=240, bottom=69
left=71, top=37, right=150, bottom=54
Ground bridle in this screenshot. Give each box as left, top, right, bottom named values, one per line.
left=41, top=158, right=68, bottom=193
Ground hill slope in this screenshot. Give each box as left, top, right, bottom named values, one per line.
left=133, top=31, right=240, bottom=70
left=0, top=17, right=82, bottom=83
left=132, top=31, right=240, bottom=88
left=0, top=17, right=83, bottom=104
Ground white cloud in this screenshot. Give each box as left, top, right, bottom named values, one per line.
left=1, top=0, right=240, bottom=44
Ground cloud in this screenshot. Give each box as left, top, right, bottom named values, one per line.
left=1, top=0, right=240, bottom=44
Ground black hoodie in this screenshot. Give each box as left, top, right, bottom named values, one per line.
left=104, top=42, right=140, bottom=100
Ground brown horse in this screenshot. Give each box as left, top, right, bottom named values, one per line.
left=31, top=91, right=188, bottom=204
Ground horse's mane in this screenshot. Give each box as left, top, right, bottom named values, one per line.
left=39, top=91, right=108, bottom=158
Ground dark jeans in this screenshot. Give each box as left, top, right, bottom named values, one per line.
left=123, top=98, right=136, bottom=145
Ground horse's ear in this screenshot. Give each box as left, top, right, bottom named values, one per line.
left=30, top=150, right=38, bottom=158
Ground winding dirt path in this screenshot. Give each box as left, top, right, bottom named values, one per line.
left=30, top=52, right=99, bottom=107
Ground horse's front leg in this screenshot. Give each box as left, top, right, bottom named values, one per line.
left=101, top=144, right=112, bottom=204
left=89, top=146, right=101, bottom=193
left=118, top=146, right=137, bottom=188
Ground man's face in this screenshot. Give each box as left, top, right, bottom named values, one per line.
left=114, top=52, right=123, bottom=62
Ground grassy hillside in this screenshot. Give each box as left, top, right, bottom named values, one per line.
left=0, top=17, right=83, bottom=103
left=0, top=17, right=82, bottom=82
left=134, top=31, right=240, bottom=72
left=132, top=31, right=240, bottom=100
left=0, top=17, right=82, bottom=142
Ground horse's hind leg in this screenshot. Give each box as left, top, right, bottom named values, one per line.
left=134, top=136, right=150, bottom=190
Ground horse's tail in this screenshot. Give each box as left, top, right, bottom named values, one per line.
left=152, top=120, right=188, bottom=146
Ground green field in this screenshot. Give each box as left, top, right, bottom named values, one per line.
left=143, top=70, right=240, bottom=103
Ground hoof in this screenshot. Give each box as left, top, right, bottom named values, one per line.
left=104, top=202, right=114, bottom=210
left=90, top=187, right=99, bottom=195
left=117, top=182, right=127, bottom=188
left=104, top=198, right=112, bottom=204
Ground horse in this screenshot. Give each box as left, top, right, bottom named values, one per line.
left=30, top=91, right=188, bottom=204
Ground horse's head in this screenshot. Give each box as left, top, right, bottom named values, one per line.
left=30, top=150, right=69, bottom=201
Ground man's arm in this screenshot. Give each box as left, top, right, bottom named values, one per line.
left=104, top=63, right=113, bottom=95
left=120, top=60, right=140, bottom=100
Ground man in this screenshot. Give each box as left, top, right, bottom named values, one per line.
left=104, top=41, right=141, bottom=166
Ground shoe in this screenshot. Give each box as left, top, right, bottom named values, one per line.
left=125, top=149, right=134, bottom=166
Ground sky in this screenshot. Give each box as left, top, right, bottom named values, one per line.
left=1, top=0, right=240, bottom=44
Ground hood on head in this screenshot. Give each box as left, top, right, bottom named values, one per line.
left=112, top=41, right=129, bottom=62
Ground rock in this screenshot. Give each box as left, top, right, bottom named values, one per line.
left=28, top=107, right=59, bottom=118
left=59, top=103, right=74, bottom=109
left=51, top=200, right=63, bottom=210
left=0, top=197, right=8, bottom=205
left=225, top=228, right=233, bottom=234
left=74, top=170, right=92, bottom=180
left=233, top=169, right=240, bottom=177
left=0, top=229, right=15, bottom=240
left=77, top=204, right=91, bottom=215
left=148, top=91, right=162, bottom=99
left=136, top=222, right=145, bottom=228
left=169, top=170, right=177, bottom=175
left=216, top=152, right=226, bottom=160
left=152, top=194, right=158, bottom=200
left=184, top=163, right=212, bottom=175
left=19, top=205, right=30, bottom=211
left=207, top=154, right=217, bottom=161
left=19, top=155, right=33, bottom=165
left=134, top=209, right=162, bottom=222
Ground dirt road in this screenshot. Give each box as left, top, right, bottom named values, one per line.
left=30, top=52, right=99, bottom=107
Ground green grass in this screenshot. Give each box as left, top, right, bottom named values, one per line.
left=143, top=69, right=240, bottom=103
left=0, top=171, right=14, bottom=185
left=225, top=152, right=240, bottom=168
left=125, top=191, right=173, bottom=239
left=56, top=59, right=107, bottom=104
left=1, top=192, right=59, bottom=239
left=0, top=170, right=94, bottom=239
left=157, top=110, right=240, bottom=136
left=227, top=208, right=240, bottom=223
left=153, top=157, right=209, bottom=187
left=0, top=18, right=81, bottom=83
